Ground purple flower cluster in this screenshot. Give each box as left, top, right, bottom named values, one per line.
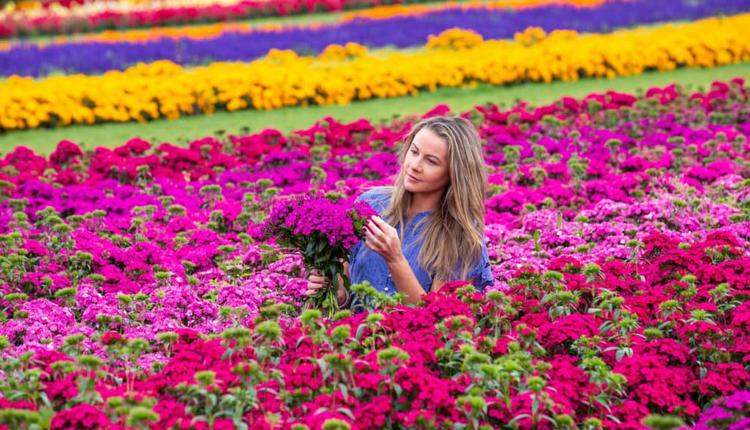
left=268, top=197, right=376, bottom=250
left=3, top=0, right=749, bottom=76
left=264, top=196, right=377, bottom=315
left=694, top=391, right=750, bottom=430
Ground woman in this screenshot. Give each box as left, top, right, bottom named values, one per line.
left=307, top=115, right=494, bottom=307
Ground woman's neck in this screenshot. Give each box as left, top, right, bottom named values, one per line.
left=409, top=190, right=442, bottom=217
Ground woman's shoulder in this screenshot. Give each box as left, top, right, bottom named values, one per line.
left=355, top=187, right=392, bottom=212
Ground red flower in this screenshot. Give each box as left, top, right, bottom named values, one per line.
left=101, top=331, right=123, bottom=345
left=537, top=313, right=598, bottom=349
left=353, top=394, right=392, bottom=429
left=44, top=373, right=79, bottom=403
left=49, top=404, right=111, bottom=429
left=49, top=140, right=83, bottom=168
left=698, top=363, right=750, bottom=397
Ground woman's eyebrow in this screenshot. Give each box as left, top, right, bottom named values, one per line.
left=412, top=142, right=442, bottom=162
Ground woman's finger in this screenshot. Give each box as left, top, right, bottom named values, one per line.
left=367, top=223, right=388, bottom=243
left=366, top=220, right=385, bottom=236
left=306, top=284, right=326, bottom=296
left=365, top=229, right=383, bottom=248
left=371, top=216, right=394, bottom=233
left=307, top=278, right=328, bottom=287
left=363, top=239, right=377, bottom=252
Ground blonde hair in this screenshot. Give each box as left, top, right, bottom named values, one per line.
left=378, top=116, right=487, bottom=282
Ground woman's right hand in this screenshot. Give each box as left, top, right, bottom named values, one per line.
left=306, top=269, right=330, bottom=297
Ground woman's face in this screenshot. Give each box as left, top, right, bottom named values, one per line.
left=403, top=127, right=450, bottom=194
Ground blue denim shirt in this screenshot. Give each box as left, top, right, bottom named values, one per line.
left=348, top=188, right=494, bottom=297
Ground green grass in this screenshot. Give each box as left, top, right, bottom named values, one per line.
left=2, top=62, right=749, bottom=156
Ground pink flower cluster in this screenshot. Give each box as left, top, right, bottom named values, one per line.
left=0, top=0, right=426, bottom=38
left=0, top=78, right=748, bottom=428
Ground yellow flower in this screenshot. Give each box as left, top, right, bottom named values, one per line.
left=427, top=28, right=484, bottom=51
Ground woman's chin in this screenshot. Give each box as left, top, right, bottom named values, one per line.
left=404, top=182, right=420, bottom=193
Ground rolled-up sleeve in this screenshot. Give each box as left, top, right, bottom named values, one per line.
left=468, top=238, right=494, bottom=292
left=349, top=188, right=388, bottom=270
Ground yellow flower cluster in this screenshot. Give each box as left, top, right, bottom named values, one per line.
left=318, top=42, right=369, bottom=61
left=426, top=28, right=484, bottom=50
left=2, top=13, right=749, bottom=131
left=514, top=26, right=549, bottom=46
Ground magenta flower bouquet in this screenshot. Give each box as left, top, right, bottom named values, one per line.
left=265, top=196, right=377, bottom=316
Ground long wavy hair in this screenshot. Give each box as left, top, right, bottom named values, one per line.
left=379, top=116, right=487, bottom=282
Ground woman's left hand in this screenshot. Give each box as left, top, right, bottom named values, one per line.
left=364, top=216, right=404, bottom=264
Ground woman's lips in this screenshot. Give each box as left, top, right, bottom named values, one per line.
left=407, top=174, right=421, bottom=182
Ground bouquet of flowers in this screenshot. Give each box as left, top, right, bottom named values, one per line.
left=264, top=196, right=377, bottom=316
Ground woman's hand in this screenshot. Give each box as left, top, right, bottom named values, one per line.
left=364, top=216, right=404, bottom=264
left=306, top=269, right=348, bottom=306
left=306, top=268, right=330, bottom=297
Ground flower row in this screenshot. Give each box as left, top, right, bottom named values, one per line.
left=0, top=0, right=612, bottom=50
left=0, top=79, right=749, bottom=428
left=0, top=0, right=440, bottom=38
left=0, top=0, right=612, bottom=55
left=337, top=0, right=607, bottom=22
left=4, top=0, right=748, bottom=77
left=3, top=13, right=749, bottom=132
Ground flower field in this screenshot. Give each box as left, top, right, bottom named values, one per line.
left=3, top=13, right=750, bottom=131
left=0, top=79, right=749, bottom=428
left=3, top=0, right=750, bottom=428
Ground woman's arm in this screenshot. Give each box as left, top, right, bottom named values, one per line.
left=385, top=257, right=427, bottom=305
left=365, top=216, right=427, bottom=305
